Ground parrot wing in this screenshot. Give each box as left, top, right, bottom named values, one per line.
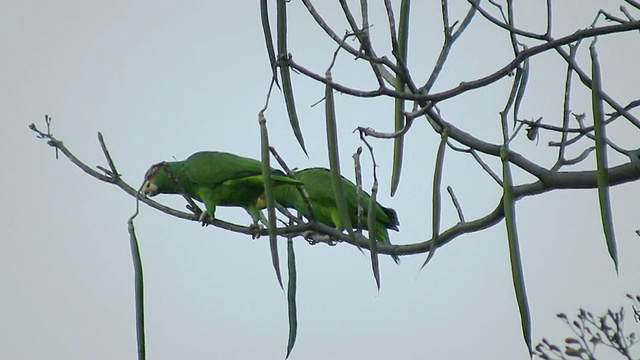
left=183, top=151, right=300, bottom=188
left=293, top=168, right=399, bottom=230
left=182, top=151, right=264, bottom=186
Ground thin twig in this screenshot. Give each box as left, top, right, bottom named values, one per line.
left=446, top=140, right=503, bottom=185
left=446, top=186, right=465, bottom=223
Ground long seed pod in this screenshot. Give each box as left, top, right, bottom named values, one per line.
left=590, top=41, right=618, bottom=273
left=277, top=0, right=307, bottom=155
left=501, top=146, right=532, bottom=355
left=391, top=0, right=410, bottom=196
left=325, top=78, right=357, bottom=244
left=285, top=238, right=297, bottom=358
left=259, top=112, right=283, bottom=290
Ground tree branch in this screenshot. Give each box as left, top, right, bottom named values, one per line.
left=31, top=122, right=640, bottom=259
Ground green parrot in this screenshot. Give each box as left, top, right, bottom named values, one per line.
left=141, top=151, right=302, bottom=227
left=262, top=167, right=400, bottom=263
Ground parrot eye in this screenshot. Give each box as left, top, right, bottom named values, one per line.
left=144, top=162, right=164, bottom=180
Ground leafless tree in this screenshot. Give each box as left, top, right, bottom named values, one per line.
left=32, top=1, right=640, bottom=358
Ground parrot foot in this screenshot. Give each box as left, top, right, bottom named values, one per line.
left=302, top=231, right=339, bottom=246
left=249, top=223, right=264, bottom=239
left=186, top=204, right=211, bottom=227
left=198, top=211, right=213, bottom=227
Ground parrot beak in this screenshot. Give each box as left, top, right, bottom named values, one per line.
left=141, top=180, right=159, bottom=197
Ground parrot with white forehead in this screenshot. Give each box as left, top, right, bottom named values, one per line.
left=141, top=151, right=302, bottom=227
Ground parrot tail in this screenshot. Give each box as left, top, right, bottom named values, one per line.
left=375, top=224, right=400, bottom=264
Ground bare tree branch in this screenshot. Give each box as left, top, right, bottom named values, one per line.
left=31, top=123, right=640, bottom=259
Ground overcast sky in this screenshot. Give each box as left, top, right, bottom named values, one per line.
left=2, top=1, right=640, bottom=359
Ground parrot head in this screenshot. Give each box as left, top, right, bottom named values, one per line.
left=141, top=162, right=165, bottom=197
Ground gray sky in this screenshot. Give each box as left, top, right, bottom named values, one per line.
left=2, top=1, right=639, bottom=359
